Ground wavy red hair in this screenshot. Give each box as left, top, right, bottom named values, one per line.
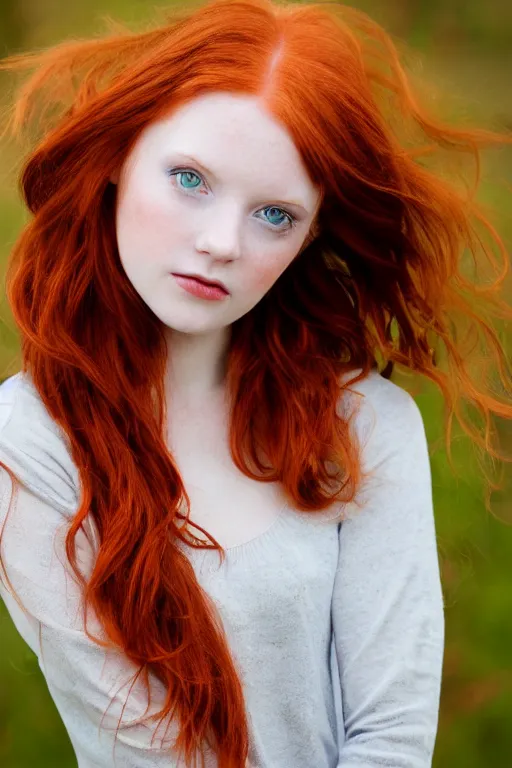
left=1, top=0, right=512, bottom=765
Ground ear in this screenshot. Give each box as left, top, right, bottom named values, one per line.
left=109, top=169, right=120, bottom=185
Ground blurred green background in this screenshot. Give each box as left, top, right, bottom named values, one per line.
left=0, top=1, right=511, bottom=766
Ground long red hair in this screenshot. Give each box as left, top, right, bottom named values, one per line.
left=1, top=0, right=511, bottom=765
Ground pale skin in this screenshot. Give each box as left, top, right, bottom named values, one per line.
left=110, top=91, right=321, bottom=547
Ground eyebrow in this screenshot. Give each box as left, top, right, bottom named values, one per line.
left=170, top=152, right=311, bottom=214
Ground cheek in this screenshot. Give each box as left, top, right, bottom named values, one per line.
left=115, top=183, right=189, bottom=261
left=248, top=248, right=297, bottom=293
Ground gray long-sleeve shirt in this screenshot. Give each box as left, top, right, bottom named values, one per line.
left=0, top=369, right=444, bottom=767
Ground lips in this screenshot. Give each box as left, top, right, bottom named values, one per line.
left=172, top=273, right=229, bottom=294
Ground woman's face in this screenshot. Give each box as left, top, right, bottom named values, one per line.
left=113, top=91, right=321, bottom=335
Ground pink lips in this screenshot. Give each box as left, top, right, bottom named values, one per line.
left=172, top=273, right=229, bottom=301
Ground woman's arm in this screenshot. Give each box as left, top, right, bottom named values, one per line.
left=332, top=378, right=445, bottom=767
left=0, top=469, right=183, bottom=768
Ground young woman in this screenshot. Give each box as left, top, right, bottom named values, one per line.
left=0, top=0, right=510, bottom=766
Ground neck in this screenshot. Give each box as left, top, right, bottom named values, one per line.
left=164, top=325, right=231, bottom=404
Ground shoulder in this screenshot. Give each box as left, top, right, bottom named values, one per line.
left=335, top=370, right=433, bottom=528
left=338, top=367, right=429, bottom=493
left=0, top=373, right=79, bottom=515
left=340, top=366, right=424, bottom=439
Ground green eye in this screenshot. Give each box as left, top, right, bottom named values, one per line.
left=174, top=171, right=202, bottom=189
left=167, top=168, right=297, bottom=232
left=263, top=206, right=292, bottom=228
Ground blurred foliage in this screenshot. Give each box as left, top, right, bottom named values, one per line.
left=0, top=1, right=511, bottom=766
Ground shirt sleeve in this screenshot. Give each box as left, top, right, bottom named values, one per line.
left=332, top=378, right=445, bottom=767
left=0, top=468, right=188, bottom=768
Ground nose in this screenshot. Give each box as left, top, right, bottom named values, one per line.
left=194, top=202, right=242, bottom=261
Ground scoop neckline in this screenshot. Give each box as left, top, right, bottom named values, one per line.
left=179, top=500, right=293, bottom=560
left=223, top=500, right=291, bottom=552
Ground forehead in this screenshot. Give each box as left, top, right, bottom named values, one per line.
left=132, top=92, right=320, bottom=210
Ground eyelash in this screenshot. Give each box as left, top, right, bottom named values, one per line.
left=166, top=167, right=298, bottom=232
